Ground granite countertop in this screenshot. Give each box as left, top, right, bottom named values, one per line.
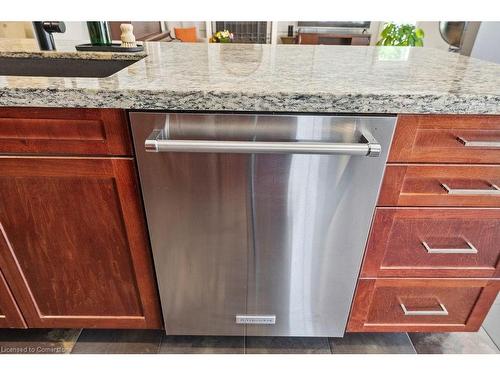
left=0, top=38, right=499, bottom=114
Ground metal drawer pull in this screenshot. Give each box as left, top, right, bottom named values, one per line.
left=441, top=183, right=500, bottom=196
left=457, top=136, right=500, bottom=149
left=145, top=129, right=381, bottom=157
left=422, top=240, right=478, bottom=254
left=400, top=303, right=449, bottom=316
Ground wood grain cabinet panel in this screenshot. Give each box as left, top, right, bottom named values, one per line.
left=348, top=279, right=500, bottom=332
left=361, top=208, right=500, bottom=278
left=0, top=268, right=26, bottom=328
left=0, top=107, right=132, bottom=156
left=379, top=164, right=500, bottom=207
left=350, top=114, right=500, bottom=333
left=389, top=115, right=500, bottom=164
left=0, top=157, right=161, bottom=329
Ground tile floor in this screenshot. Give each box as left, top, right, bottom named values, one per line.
left=0, top=328, right=499, bottom=354
left=483, top=296, right=500, bottom=348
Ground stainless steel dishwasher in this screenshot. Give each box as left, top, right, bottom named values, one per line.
left=130, top=113, right=396, bottom=337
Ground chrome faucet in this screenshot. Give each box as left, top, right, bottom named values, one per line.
left=32, top=21, right=66, bottom=51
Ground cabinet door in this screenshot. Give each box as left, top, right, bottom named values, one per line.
left=0, top=157, right=161, bottom=329
left=0, top=268, right=26, bottom=328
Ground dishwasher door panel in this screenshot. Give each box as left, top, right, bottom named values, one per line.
left=130, top=113, right=395, bottom=337
left=246, top=119, right=394, bottom=337
left=130, top=113, right=250, bottom=336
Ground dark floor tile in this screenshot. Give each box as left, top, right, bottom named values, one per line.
left=159, top=335, right=244, bottom=354
left=329, top=333, right=416, bottom=354
left=71, top=329, right=163, bottom=354
left=409, top=329, right=500, bottom=354
left=245, top=336, right=330, bottom=354
left=0, top=329, right=81, bottom=354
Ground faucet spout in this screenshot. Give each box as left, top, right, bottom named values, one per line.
left=33, top=21, right=66, bottom=51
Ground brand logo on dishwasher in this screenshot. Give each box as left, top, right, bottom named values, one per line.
left=235, top=315, right=276, bottom=324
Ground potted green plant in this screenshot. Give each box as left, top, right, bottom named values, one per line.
left=377, top=23, right=425, bottom=46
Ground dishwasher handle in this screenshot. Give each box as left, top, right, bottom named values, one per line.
left=145, top=129, right=382, bottom=157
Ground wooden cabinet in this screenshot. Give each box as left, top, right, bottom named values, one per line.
left=0, top=107, right=132, bottom=156
left=379, top=165, right=500, bottom=207
left=0, top=157, right=161, bottom=328
left=0, top=268, right=26, bottom=328
left=389, top=115, right=500, bottom=164
left=348, top=279, right=500, bottom=332
left=362, top=208, right=500, bottom=278
left=0, top=107, right=162, bottom=329
left=349, top=114, right=500, bottom=333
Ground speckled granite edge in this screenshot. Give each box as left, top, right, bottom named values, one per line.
left=1, top=87, right=499, bottom=114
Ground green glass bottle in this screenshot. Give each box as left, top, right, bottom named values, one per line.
left=87, top=21, right=112, bottom=46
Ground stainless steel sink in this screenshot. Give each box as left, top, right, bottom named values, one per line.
left=0, top=56, right=143, bottom=78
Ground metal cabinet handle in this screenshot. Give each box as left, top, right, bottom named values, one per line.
left=457, top=136, right=500, bottom=149
left=441, top=183, right=500, bottom=196
left=400, top=302, right=449, bottom=316
left=145, top=129, right=381, bottom=157
left=422, top=240, right=478, bottom=254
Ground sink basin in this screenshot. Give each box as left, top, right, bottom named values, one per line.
left=0, top=56, right=142, bottom=78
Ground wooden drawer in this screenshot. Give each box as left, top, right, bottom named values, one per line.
left=362, top=208, right=500, bottom=278
left=347, top=278, right=500, bottom=332
left=389, top=115, right=500, bottom=164
left=379, top=165, right=500, bottom=207
left=0, top=107, right=132, bottom=156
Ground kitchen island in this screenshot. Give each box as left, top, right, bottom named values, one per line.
left=0, top=39, right=499, bottom=334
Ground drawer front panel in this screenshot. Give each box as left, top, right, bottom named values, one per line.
left=0, top=107, right=132, bottom=156
left=367, top=283, right=478, bottom=325
left=379, top=165, right=500, bottom=207
left=362, top=208, right=500, bottom=278
left=347, top=279, right=500, bottom=332
left=389, top=115, right=500, bottom=164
